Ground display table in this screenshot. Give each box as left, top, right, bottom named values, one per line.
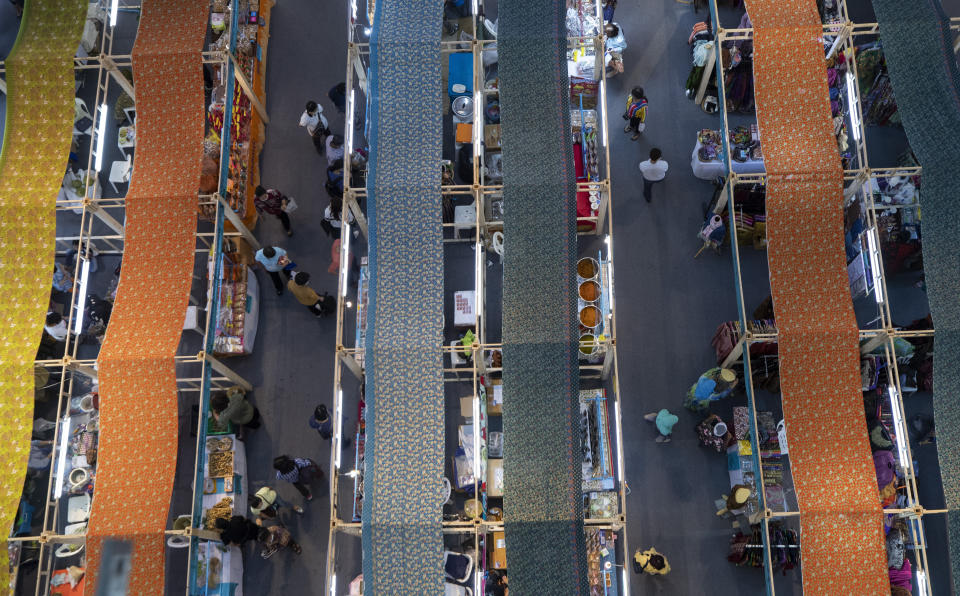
left=453, top=290, right=475, bottom=327
left=57, top=168, right=101, bottom=213
left=580, top=389, right=615, bottom=493
left=691, top=138, right=766, bottom=180
left=577, top=254, right=612, bottom=362
left=193, top=433, right=247, bottom=596
left=355, top=259, right=369, bottom=368
left=208, top=248, right=260, bottom=356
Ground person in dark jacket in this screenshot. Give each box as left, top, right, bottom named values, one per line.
left=214, top=515, right=260, bottom=547
left=328, top=82, right=346, bottom=113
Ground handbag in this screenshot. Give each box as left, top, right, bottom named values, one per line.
left=636, top=122, right=646, bottom=132
left=282, top=196, right=298, bottom=214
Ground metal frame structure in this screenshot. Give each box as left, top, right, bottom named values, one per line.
left=0, top=1, right=265, bottom=593
left=703, top=0, right=956, bottom=593
left=325, top=1, right=631, bottom=594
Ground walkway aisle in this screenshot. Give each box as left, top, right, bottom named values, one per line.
left=606, top=1, right=779, bottom=594
left=224, top=0, right=354, bottom=591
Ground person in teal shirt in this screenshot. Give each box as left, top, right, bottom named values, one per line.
left=644, top=408, right=679, bottom=443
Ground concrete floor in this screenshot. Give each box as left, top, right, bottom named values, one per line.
left=3, top=0, right=960, bottom=594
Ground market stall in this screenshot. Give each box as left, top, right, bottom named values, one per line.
left=691, top=127, right=764, bottom=180
left=192, top=432, right=248, bottom=596
left=207, top=241, right=260, bottom=356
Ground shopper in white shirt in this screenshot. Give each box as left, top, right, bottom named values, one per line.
left=325, top=134, right=345, bottom=167
left=638, top=147, right=669, bottom=203
left=44, top=312, right=68, bottom=342
left=298, top=100, right=329, bottom=154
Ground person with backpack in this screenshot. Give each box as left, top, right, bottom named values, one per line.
left=273, top=455, right=324, bottom=501
left=623, top=87, right=648, bottom=140
left=254, top=185, right=294, bottom=237
left=288, top=271, right=330, bottom=317
left=322, top=197, right=355, bottom=240
left=633, top=547, right=671, bottom=575
left=258, top=524, right=302, bottom=558
left=298, top=100, right=330, bottom=154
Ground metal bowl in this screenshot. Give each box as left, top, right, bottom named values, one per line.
left=452, top=95, right=474, bottom=119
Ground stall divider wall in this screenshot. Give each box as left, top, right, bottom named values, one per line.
left=707, top=0, right=951, bottom=593
left=326, top=1, right=630, bottom=595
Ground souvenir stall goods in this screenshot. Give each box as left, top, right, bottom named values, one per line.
left=746, top=0, right=888, bottom=591
left=0, top=0, right=86, bottom=587
left=870, top=5, right=960, bottom=586
left=361, top=1, right=446, bottom=593
left=86, top=2, right=209, bottom=593
left=499, top=0, right=589, bottom=593
left=691, top=127, right=764, bottom=180
left=207, top=240, right=260, bottom=356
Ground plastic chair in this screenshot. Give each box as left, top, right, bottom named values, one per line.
left=444, top=550, right=474, bottom=583
left=74, top=98, right=94, bottom=136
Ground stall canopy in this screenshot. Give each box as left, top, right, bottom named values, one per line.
left=867, top=0, right=960, bottom=590
left=0, top=0, right=87, bottom=588
left=84, top=1, right=208, bottom=592
left=361, top=0, right=446, bottom=593
left=498, top=0, right=589, bottom=593
left=744, top=0, right=888, bottom=592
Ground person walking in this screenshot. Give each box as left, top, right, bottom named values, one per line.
left=328, top=82, right=347, bottom=113
left=249, top=485, right=304, bottom=524
left=638, top=148, right=668, bottom=202
left=273, top=455, right=323, bottom=501
left=633, top=548, right=671, bottom=575
left=310, top=404, right=333, bottom=439
left=644, top=408, right=678, bottom=444
left=622, top=87, right=647, bottom=140
left=255, top=245, right=293, bottom=296
left=322, top=197, right=355, bottom=239
left=325, top=134, right=345, bottom=167
left=288, top=272, right=327, bottom=317
left=210, top=386, right=262, bottom=438
left=254, top=185, right=294, bottom=236
left=298, top=100, right=330, bottom=154
left=258, top=524, right=302, bottom=558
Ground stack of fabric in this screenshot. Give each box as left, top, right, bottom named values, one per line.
left=361, top=1, right=446, bottom=593
left=498, top=0, right=589, bottom=593
left=867, top=0, right=960, bottom=591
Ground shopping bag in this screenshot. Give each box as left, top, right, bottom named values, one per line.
left=282, top=196, right=298, bottom=214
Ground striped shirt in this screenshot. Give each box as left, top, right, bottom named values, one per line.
left=276, top=458, right=311, bottom=483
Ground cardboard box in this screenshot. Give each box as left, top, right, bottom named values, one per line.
left=487, top=458, right=504, bottom=497
left=491, top=530, right=507, bottom=569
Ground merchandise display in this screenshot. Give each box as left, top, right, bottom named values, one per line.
left=361, top=0, right=446, bottom=592
left=207, top=242, right=260, bottom=356
left=85, top=1, right=210, bottom=592
left=867, top=0, right=960, bottom=590
left=746, top=0, right=888, bottom=591
left=499, top=0, right=589, bottom=593
left=0, top=0, right=86, bottom=588
left=691, top=127, right=764, bottom=180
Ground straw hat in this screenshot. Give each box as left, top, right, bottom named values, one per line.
left=719, top=369, right=736, bottom=383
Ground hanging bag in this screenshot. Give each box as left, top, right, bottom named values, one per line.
left=282, top=196, right=298, bottom=214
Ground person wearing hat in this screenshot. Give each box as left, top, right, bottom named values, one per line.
left=684, top=367, right=738, bottom=413
left=644, top=408, right=678, bottom=444
left=249, top=485, right=303, bottom=525
left=633, top=547, right=671, bottom=575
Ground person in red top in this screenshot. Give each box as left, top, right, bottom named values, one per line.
left=254, top=185, right=293, bottom=236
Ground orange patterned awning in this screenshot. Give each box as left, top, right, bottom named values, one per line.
left=84, top=1, right=209, bottom=593
left=744, top=0, right=890, bottom=592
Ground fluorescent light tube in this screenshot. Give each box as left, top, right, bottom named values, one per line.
left=846, top=72, right=861, bottom=142
left=340, top=223, right=351, bottom=297
left=54, top=417, right=71, bottom=499
left=473, top=397, right=480, bottom=483
left=475, top=242, right=483, bottom=301
left=94, top=103, right=108, bottom=171
left=330, top=574, right=337, bottom=596
left=110, top=0, right=118, bottom=26
left=73, top=258, right=90, bottom=334
left=621, top=569, right=629, bottom=596
left=599, top=80, right=608, bottom=147
left=346, top=89, right=355, bottom=156
left=888, top=385, right=909, bottom=468
left=614, top=401, right=624, bottom=480
left=334, top=388, right=343, bottom=469
left=917, top=571, right=928, bottom=596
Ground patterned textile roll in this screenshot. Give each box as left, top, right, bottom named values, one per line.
left=867, top=0, right=960, bottom=591
left=362, top=1, right=446, bottom=593
left=84, top=2, right=208, bottom=593
left=498, top=0, right=589, bottom=593
left=0, top=0, right=86, bottom=588
left=744, top=0, right=888, bottom=592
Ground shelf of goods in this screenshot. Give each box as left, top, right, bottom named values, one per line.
left=580, top=390, right=618, bottom=521
left=691, top=127, right=765, bottom=180
left=351, top=400, right=366, bottom=522
left=454, top=387, right=489, bottom=492
left=728, top=407, right=789, bottom=519
left=192, top=433, right=248, bottom=596
left=576, top=254, right=612, bottom=362
left=207, top=245, right=260, bottom=356
left=206, top=0, right=274, bottom=227
left=585, top=528, right=620, bottom=596
left=355, top=258, right=369, bottom=369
